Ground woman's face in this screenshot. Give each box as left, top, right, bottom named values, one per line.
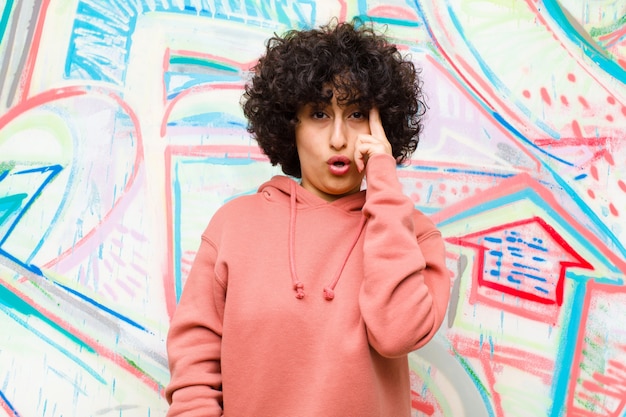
left=294, top=93, right=370, bottom=202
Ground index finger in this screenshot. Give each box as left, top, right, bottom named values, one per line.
left=368, top=107, right=387, bottom=140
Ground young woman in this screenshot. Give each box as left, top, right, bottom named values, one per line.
left=165, top=19, right=450, bottom=417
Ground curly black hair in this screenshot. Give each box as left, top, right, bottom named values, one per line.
left=241, top=18, right=425, bottom=178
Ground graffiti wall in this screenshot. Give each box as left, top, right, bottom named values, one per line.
left=1, top=0, right=624, bottom=416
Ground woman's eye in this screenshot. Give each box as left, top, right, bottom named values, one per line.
left=351, top=111, right=366, bottom=120
left=312, top=111, right=327, bottom=119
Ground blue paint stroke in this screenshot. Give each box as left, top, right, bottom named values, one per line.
left=0, top=388, right=20, bottom=417
left=0, top=248, right=42, bottom=276
left=66, top=0, right=138, bottom=83
left=507, top=276, right=521, bottom=284
left=66, top=0, right=316, bottom=85
left=53, top=282, right=147, bottom=331
left=166, top=112, right=247, bottom=129
left=440, top=167, right=518, bottom=178
left=0, top=165, right=63, bottom=248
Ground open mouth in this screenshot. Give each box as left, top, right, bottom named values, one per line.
left=327, top=156, right=351, bottom=175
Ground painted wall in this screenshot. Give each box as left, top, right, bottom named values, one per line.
left=1, top=0, right=625, bottom=416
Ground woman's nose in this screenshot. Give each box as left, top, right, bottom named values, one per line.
left=329, top=120, right=348, bottom=150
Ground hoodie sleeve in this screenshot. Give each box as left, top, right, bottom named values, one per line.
left=359, top=153, right=450, bottom=358
left=165, top=234, right=225, bottom=417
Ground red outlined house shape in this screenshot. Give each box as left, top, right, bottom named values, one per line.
left=447, top=216, right=593, bottom=324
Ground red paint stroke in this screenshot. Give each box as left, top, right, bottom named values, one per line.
left=581, top=380, right=624, bottom=398
left=338, top=0, right=347, bottom=22
left=411, top=390, right=435, bottom=414
left=161, top=82, right=246, bottom=137
left=430, top=172, right=626, bottom=275
left=369, top=5, right=419, bottom=21
left=602, top=149, right=615, bottom=165
left=585, top=148, right=615, bottom=166
left=540, top=87, right=552, bottom=105
left=452, top=335, right=555, bottom=384
left=0, top=87, right=87, bottom=130
left=532, top=136, right=611, bottom=147
left=16, top=0, right=51, bottom=102
left=0, top=394, right=20, bottom=417
left=578, top=96, right=589, bottom=108
left=571, top=119, right=583, bottom=138
left=598, top=22, right=626, bottom=48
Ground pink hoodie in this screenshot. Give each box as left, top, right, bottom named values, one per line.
left=165, top=154, right=450, bottom=416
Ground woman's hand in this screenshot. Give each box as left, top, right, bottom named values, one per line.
left=354, top=107, right=393, bottom=172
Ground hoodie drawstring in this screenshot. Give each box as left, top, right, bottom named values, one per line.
left=322, top=215, right=366, bottom=300
left=289, top=182, right=305, bottom=299
left=288, top=181, right=367, bottom=301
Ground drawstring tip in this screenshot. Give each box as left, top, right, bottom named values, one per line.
left=294, top=282, right=305, bottom=299
left=323, top=287, right=335, bottom=301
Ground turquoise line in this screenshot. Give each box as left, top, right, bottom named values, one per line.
left=543, top=0, right=626, bottom=84
left=549, top=278, right=587, bottom=417
left=0, top=0, right=15, bottom=45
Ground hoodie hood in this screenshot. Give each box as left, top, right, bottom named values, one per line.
left=258, top=176, right=367, bottom=300
left=258, top=175, right=366, bottom=212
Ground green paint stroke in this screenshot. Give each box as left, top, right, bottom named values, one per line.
left=588, top=15, right=626, bottom=38
left=0, top=161, right=16, bottom=172
left=125, top=357, right=164, bottom=390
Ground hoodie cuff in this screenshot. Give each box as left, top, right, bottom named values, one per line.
left=364, top=153, right=403, bottom=193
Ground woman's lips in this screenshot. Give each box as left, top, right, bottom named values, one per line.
left=327, top=156, right=351, bottom=176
